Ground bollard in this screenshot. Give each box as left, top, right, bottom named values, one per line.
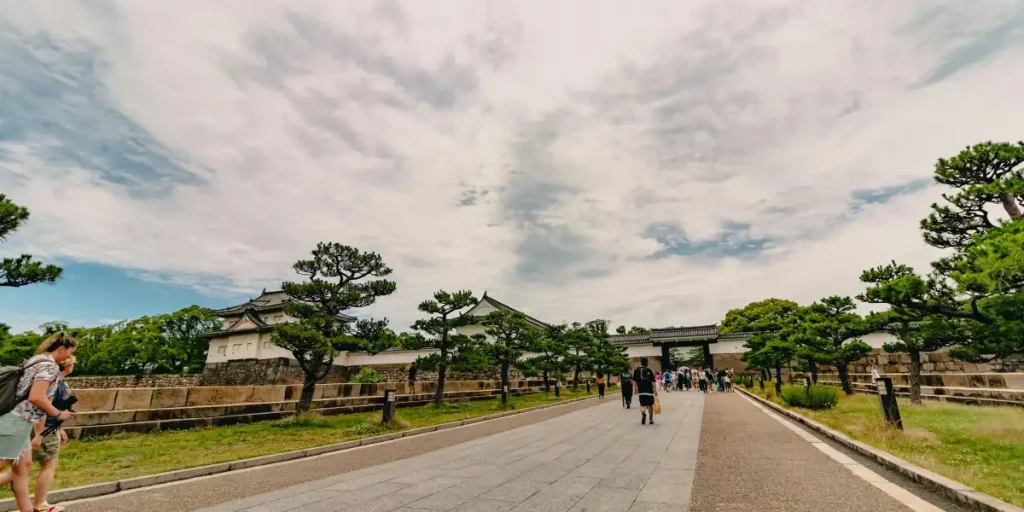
left=875, top=378, right=903, bottom=430
left=382, top=389, right=397, bottom=425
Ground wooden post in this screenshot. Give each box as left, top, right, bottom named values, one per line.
left=554, top=380, right=560, bottom=397
left=875, top=378, right=903, bottom=430
left=382, top=389, right=397, bottom=424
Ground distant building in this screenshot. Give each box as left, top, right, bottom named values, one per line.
left=203, top=290, right=903, bottom=376
left=200, top=290, right=356, bottom=364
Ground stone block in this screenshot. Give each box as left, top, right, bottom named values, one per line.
left=922, top=363, right=935, bottom=371
left=250, top=385, right=287, bottom=403
left=1002, top=374, right=1024, bottom=390
left=49, top=481, right=120, bottom=503
left=113, top=389, right=154, bottom=411
left=319, top=384, right=341, bottom=399
left=74, top=389, right=117, bottom=412
left=185, top=386, right=254, bottom=406
left=987, top=375, right=1007, bottom=389
left=976, top=363, right=994, bottom=373
left=149, top=388, right=189, bottom=409
left=943, top=374, right=968, bottom=387
left=934, top=362, right=946, bottom=371
left=66, top=411, right=135, bottom=427
left=283, top=385, right=302, bottom=400
left=962, top=363, right=978, bottom=373
left=899, top=354, right=912, bottom=363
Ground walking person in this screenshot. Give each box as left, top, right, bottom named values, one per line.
left=596, top=372, right=606, bottom=398
left=662, top=369, right=672, bottom=393
left=632, top=358, right=658, bottom=425
left=620, top=370, right=633, bottom=408
left=0, top=332, right=77, bottom=512
left=0, top=356, right=76, bottom=512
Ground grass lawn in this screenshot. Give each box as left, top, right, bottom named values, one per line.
left=745, top=385, right=1024, bottom=507
left=3, top=388, right=596, bottom=498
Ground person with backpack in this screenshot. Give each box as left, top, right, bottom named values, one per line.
left=619, top=370, right=633, bottom=409
left=0, top=332, right=77, bottom=512
left=631, top=357, right=658, bottom=425
left=0, top=356, right=76, bottom=512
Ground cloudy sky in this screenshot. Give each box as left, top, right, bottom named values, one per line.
left=2, top=1, right=1023, bottom=334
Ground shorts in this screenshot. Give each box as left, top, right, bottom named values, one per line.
left=33, top=430, right=60, bottom=461
left=0, top=413, right=34, bottom=461
left=638, top=394, right=655, bottom=407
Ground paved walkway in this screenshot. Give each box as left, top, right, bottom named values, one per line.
left=195, top=392, right=704, bottom=512
left=689, top=392, right=951, bottom=512
left=67, top=390, right=967, bottom=512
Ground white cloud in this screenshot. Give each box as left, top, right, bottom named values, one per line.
left=2, top=0, right=1023, bottom=331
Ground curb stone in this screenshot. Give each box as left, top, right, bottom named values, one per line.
left=737, top=388, right=1024, bottom=512
left=0, top=395, right=597, bottom=511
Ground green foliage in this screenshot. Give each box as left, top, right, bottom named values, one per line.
left=920, top=141, right=1024, bottom=250
left=587, top=337, right=631, bottom=375
left=615, top=325, right=650, bottom=334
left=403, top=290, right=481, bottom=405
left=672, top=347, right=704, bottom=367
left=780, top=385, right=839, bottom=410
left=527, top=324, right=571, bottom=383
left=0, top=194, right=62, bottom=288
left=351, top=367, right=382, bottom=383
left=273, top=243, right=396, bottom=410
left=481, top=309, right=539, bottom=393
left=0, top=306, right=218, bottom=374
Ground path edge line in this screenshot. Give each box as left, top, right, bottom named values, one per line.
left=1, top=395, right=598, bottom=510
left=737, top=388, right=1023, bottom=512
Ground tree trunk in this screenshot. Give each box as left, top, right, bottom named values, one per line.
left=298, top=371, right=317, bottom=414
left=434, top=364, right=448, bottom=407
left=542, top=369, right=550, bottom=392
left=837, top=362, right=854, bottom=395
left=1000, top=193, right=1023, bottom=220
left=500, top=360, right=510, bottom=405
left=909, top=349, right=922, bottom=405
left=774, top=364, right=783, bottom=396
left=573, top=363, right=581, bottom=390
left=809, top=361, right=819, bottom=384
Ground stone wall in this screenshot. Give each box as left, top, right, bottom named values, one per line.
left=818, top=349, right=1023, bottom=375
left=345, top=363, right=527, bottom=383
left=200, top=358, right=349, bottom=386
left=201, top=359, right=529, bottom=386
left=66, top=375, right=202, bottom=389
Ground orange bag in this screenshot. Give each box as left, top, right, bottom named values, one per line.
left=653, top=396, right=662, bottom=415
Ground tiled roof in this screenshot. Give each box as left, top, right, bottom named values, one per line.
left=607, top=333, right=653, bottom=346
left=210, top=290, right=356, bottom=321
left=468, top=293, right=548, bottom=329
left=717, top=331, right=755, bottom=340
left=651, top=324, right=719, bottom=341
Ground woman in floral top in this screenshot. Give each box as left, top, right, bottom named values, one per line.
left=0, top=332, right=77, bottom=512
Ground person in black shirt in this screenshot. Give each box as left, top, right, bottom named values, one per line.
left=631, top=357, right=658, bottom=425
left=620, top=370, right=633, bottom=408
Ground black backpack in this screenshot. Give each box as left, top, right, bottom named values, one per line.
left=0, top=361, right=29, bottom=416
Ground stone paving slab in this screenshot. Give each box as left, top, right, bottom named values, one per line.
left=198, top=392, right=705, bottom=512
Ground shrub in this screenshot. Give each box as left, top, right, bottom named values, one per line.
left=351, top=367, right=383, bottom=383
left=780, top=384, right=839, bottom=410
